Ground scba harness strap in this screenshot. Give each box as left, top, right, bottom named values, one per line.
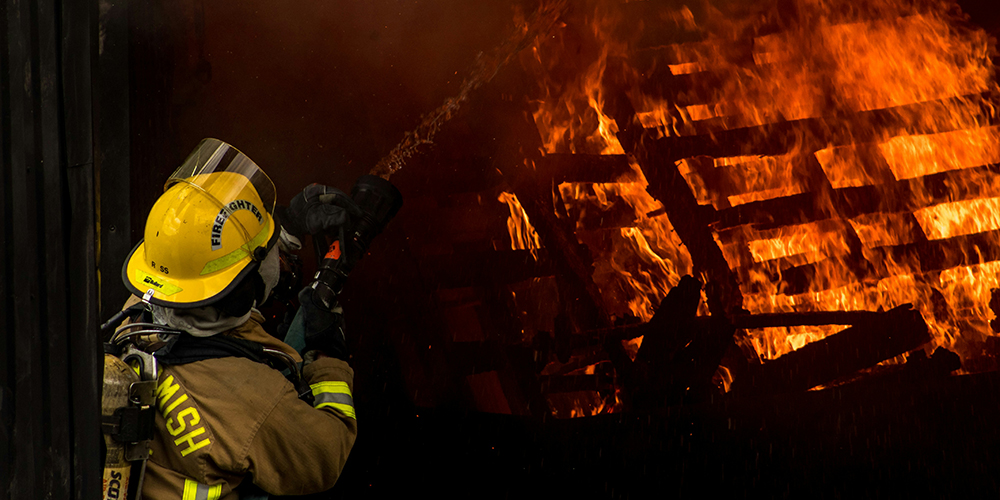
left=155, top=335, right=270, bottom=365
left=154, top=334, right=314, bottom=404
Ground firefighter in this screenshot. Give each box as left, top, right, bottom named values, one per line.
left=120, top=138, right=356, bottom=499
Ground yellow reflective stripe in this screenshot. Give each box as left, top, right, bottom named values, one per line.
left=182, top=479, right=222, bottom=500
left=317, top=401, right=357, bottom=420
left=134, top=269, right=183, bottom=296
left=311, top=381, right=355, bottom=420
left=310, top=381, right=352, bottom=397
left=182, top=480, right=198, bottom=500
left=207, top=483, right=222, bottom=500
left=200, top=218, right=270, bottom=275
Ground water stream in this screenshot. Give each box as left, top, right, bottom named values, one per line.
left=370, top=1, right=566, bottom=179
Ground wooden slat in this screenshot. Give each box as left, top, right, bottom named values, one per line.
left=638, top=93, right=999, bottom=165
left=732, top=304, right=931, bottom=395
left=535, top=153, right=634, bottom=184
left=605, top=87, right=745, bottom=314
left=730, top=310, right=885, bottom=328
left=619, top=0, right=710, bottom=48
left=714, top=164, right=1000, bottom=231
left=496, top=96, right=614, bottom=330
left=873, top=229, right=1000, bottom=276
left=766, top=227, right=1000, bottom=296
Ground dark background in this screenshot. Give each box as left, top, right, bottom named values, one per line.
left=127, top=0, right=532, bottom=232
left=2, top=0, right=1000, bottom=498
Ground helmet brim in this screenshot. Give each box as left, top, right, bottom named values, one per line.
left=122, top=225, right=278, bottom=309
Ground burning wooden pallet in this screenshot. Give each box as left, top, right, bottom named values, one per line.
left=516, top=0, right=1000, bottom=413
left=393, top=0, right=1000, bottom=417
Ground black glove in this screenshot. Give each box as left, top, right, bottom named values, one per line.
left=280, top=184, right=361, bottom=237
left=297, top=286, right=348, bottom=361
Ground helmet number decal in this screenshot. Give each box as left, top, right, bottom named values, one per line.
left=211, top=199, right=264, bottom=251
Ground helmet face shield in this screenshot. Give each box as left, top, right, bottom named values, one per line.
left=168, top=138, right=276, bottom=220
left=123, top=138, right=279, bottom=308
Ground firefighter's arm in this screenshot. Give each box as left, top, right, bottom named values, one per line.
left=245, top=358, right=357, bottom=495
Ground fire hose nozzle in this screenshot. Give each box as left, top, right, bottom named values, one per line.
left=347, top=174, right=404, bottom=250
left=315, top=174, right=403, bottom=297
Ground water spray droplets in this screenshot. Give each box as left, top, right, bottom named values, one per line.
left=370, top=1, right=568, bottom=179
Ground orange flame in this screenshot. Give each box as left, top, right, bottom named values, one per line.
left=525, top=6, right=694, bottom=325
left=498, top=191, right=543, bottom=259
left=561, top=163, right=694, bottom=322
left=521, top=0, right=1000, bottom=412
left=880, top=126, right=1000, bottom=181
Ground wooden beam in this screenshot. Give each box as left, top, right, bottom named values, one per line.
left=715, top=164, right=1000, bottom=231
left=767, top=227, right=1000, bottom=296
left=731, top=304, right=931, bottom=395
left=638, top=92, right=998, bottom=165
left=535, top=154, right=634, bottom=184
left=493, top=93, right=615, bottom=330
left=604, top=82, right=745, bottom=314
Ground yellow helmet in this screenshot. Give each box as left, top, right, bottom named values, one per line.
left=123, top=139, right=278, bottom=308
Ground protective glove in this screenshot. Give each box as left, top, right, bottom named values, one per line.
left=280, top=184, right=361, bottom=237
left=297, top=286, right=348, bottom=361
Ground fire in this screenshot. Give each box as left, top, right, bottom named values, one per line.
left=523, top=4, right=694, bottom=325
left=498, top=192, right=543, bottom=259
left=525, top=5, right=624, bottom=156
left=558, top=163, right=693, bottom=322
left=848, top=212, right=920, bottom=248
left=880, top=126, right=1000, bottom=181
left=517, top=0, right=1000, bottom=415
left=747, top=222, right=852, bottom=264
left=913, top=197, right=1000, bottom=240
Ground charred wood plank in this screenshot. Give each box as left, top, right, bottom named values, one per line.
left=731, top=304, right=931, bottom=396
left=542, top=346, right=609, bottom=377
left=605, top=276, right=737, bottom=409
left=715, top=164, right=1000, bottom=231
left=515, top=177, right=613, bottom=330
left=635, top=275, right=704, bottom=365
left=535, top=154, right=635, bottom=184
left=729, top=310, right=885, bottom=329
left=629, top=67, right=741, bottom=110
left=496, top=98, right=614, bottom=330
left=594, top=309, right=888, bottom=340
left=639, top=92, right=998, bottom=165
left=769, top=257, right=866, bottom=297
left=870, top=229, right=1000, bottom=276
left=605, top=85, right=744, bottom=313
left=771, top=228, right=1000, bottom=296
left=716, top=189, right=864, bottom=231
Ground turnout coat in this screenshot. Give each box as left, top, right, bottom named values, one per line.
left=141, top=311, right=357, bottom=499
